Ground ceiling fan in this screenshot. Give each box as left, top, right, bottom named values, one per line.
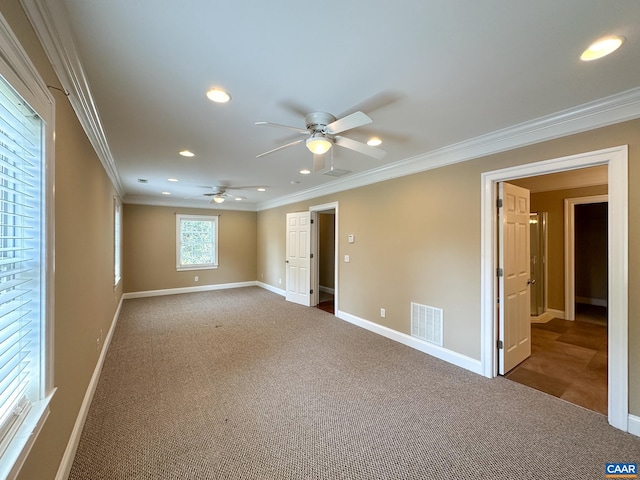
left=201, top=186, right=247, bottom=204
left=255, top=111, right=386, bottom=170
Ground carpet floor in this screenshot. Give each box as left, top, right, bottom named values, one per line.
left=68, top=287, right=639, bottom=479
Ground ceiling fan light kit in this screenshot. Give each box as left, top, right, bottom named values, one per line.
left=255, top=109, right=386, bottom=169
left=306, top=133, right=332, bottom=155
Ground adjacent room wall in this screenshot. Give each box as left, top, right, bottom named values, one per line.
left=529, top=184, right=608, bottom=312
left=319, top=212, right=335, bottom=291
left=1, top=3, right=123, bottom=480
left=256, top=118, right=640, bottom=415
left=123, top=204, right=257, bottom=293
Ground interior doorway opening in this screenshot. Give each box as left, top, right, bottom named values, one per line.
left=310, top=202, right=338, bottom=315
left=480, top=145, right=628, bottom=432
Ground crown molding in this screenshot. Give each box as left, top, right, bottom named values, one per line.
left=257, top=86, right=640, bottom=211
left=123, top=195, right=258, bottom=212
left=21, top=0, right=125, bottom=197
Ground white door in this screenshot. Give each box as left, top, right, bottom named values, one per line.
left=285, top=211, right=311, bottom=306
left=499, top=182, right=532, bottom=374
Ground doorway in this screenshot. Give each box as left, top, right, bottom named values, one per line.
left=310, top=202, right=339, bottom=315
left=316, top=210, right=336, bottom=314
left=480, top=145, right=628, bottom=432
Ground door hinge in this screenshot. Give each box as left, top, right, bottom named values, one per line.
left=497, top=198, right=503, bottom=208
left=497, top=340, right=503, bottom=350
left=497, top=267, right=504, bottom=277
left=310, top=218, right=314, bottom=224
left=310, top=289, right=314, bottom=294
left=310, top=253, right=314, bottom=259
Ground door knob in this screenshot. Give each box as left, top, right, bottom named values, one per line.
left=527, top=279, right=536, bottom=285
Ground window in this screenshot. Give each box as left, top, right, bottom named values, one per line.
left=0, top=20, right=54, bottom=479
left=176, top=214, right=218, bottom=271
left=114, top=197, right=122, bottom=285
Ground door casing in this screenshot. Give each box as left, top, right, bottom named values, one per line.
left=480, top=145, right=628, bottom=432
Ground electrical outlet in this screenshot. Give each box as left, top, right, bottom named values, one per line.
left=278, top=278, right=282, bottom=285
left=96, top=337, right=100, bottom=352
left=194, top=276, right=199, bottom=282
left=344, top=254, right=350, bottom=263
left=380, top=308, right=386, bottom=318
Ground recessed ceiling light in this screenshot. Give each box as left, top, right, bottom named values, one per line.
left=580, top=36, right=625, bottom=61
left=161, top=191, right=171, bottom=195
left=300, top=169, right=311, bottom=175
left=257, top=187, right=266, bottom=192
left=167, top=178, right=178, bottom=182
left=235, top=197, right=243, bottom=201
left=179, top=150, right=195, bottom=157
left=206, top=87, right=231, bottom=103
left=367, top=137, right=382, bottom=146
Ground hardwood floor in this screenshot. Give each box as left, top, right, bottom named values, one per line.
left=505, top=305, right=607, bottom=415
left=316, top=291, right=335, bottom=315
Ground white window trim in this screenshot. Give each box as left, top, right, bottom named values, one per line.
left=114, top=196, right=122, bottom=287
left=176, top=214, right=219, bottom=271
left=0, top=11, right=55, bottom=480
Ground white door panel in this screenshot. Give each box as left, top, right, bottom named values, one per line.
left=285, top=212, right=311, bottom=306
left=499, top=182, right=531, bottom=374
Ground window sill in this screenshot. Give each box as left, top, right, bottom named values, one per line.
left=1, top=389, right=56, bottom=480
left=176, top=265, right=218, bottom=272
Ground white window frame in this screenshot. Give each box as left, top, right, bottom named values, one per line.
left=0, top=12, right=55, bottom=480
left=176, top=214, right=218, bottom=271
left=114, top=196, right=122, bottom=286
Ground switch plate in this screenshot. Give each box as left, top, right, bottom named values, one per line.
left=348, top=234, right=355, bottom=243
left=380, top=308, right=386, bottom=318
left=344, top=254, right=350, bottom=263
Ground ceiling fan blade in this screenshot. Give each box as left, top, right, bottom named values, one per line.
left=313, top=154, right=326, bottom=172
left=334, top=135, right=387, bottom=160
left=255, top=121, right=308, bottom=134
left=325, top=111, right=372, bottom=135
left=256, top=138, right=304, bottom=158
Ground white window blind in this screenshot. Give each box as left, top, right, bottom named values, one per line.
left=0, top=75, right=43, bottom=453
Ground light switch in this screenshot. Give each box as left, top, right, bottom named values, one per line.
left=348, top=234, right=355, bottom=244
left=344, top=254, right=350, bottom=263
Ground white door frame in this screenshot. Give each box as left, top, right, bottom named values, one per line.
left=480, top=145, right=628, bottom=432
left=310, top=202, right=339, bottom=310
left=564, top=194, right=608, bottom=321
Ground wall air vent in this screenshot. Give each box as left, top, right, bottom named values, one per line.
left=411, top=302, right=443, bottom=346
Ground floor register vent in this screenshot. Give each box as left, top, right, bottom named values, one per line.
left=411, top=302, right=443, bottom=346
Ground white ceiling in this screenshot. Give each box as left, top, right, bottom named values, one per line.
left=26, top=1, right=640, bottom=209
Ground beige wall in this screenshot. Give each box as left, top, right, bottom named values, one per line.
left=1, top=3, right=124, bottom=480
left=530, top=185, right=608, bottom=312
left=257, top=118, right=640, bottom=415
left=123, top=205, right=257, bottom=293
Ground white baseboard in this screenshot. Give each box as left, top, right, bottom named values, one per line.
left=257, top=281, right=285, bottom=297
left=319, top=285, right=335, bottom=295
left=55, top=296, right=123, bottom=480
left=547, top=308, right=565, bottom=320
left=628, top=414, right=640, bottom=437
left=576, top=296, right=608, bottom=307
left=336, top=310, right=482, bottom=375
left=123, top=281, right=258, bottom=299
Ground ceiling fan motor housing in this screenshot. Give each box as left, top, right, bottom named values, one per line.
left=305, top=112, right=336, bottom=133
